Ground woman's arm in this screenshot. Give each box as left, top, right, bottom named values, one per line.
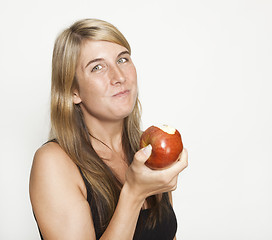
left=100, top=146, right=188, bottom=240
left=30, top=143, right=145, bottom=240
left=30, top=142, right=97, bottom=239
left=30, top=143, right=187, bottom=240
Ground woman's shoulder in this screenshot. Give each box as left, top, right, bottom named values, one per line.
left=29, top=141, right=94, bottom=238
left=31, top=142, right=65, bottom=182
left=34, top=140, right=67, bottom=162
left=31, top=141, right=69, bottom=173
left=30, top=141, right=86, bottom=198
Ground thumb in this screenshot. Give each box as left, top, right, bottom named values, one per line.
left=134, top=144, right=152, bottom=164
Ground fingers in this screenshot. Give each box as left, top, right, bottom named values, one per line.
left=127, top=147, right=187, bottom=197
left=133, top=145, right=152, bottom=164
left=175, top=147, right=188, bottom=172
left=159, top=149, right=188, bottom=192
left=162, top=148, right=188, bottom=176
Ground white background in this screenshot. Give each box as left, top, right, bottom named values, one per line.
left=0, top=0, right=271, bottom=239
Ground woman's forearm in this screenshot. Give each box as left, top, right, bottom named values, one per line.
left=99, top=183, right=145, bottom=240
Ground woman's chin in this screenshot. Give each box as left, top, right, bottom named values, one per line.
left=111, top=99, right=137, bottom=119
left=110, top=104, right=136, bottom=120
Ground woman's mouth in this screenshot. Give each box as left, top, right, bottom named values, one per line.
left=112, top=90, right=130, bottom=97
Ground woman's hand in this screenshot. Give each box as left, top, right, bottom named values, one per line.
left=124, top=145, right=188, bottom=202
left=100, top=145, right=188, bottom=240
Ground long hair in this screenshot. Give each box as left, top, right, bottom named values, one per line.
left=50, top=18, right=169, bottom=232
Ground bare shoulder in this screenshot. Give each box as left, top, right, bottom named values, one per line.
left=29, top=141, right=83, bottom=207
left=32, top=141, right=71, bottom=167
left=30, top=141, right=86, bottom=201
left=30, top=142, right=79, bottom=188
left=32, top=141, right=68, bottom=168
left=29, top=142, right=95, bottom=239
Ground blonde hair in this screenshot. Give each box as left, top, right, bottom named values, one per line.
left=50, top=18, right=168, bottom=231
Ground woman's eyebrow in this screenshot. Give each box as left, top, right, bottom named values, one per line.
left=117, top=50, right=130, bottom=58
left=84, top=51, right=130, bottom=69
left=85, top=58, right=104, bottom=68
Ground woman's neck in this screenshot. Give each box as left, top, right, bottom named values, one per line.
left=85, top=116, right=124, bottom=153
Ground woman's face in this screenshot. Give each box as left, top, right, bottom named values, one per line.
left=74, top=40, right=138, bottom=122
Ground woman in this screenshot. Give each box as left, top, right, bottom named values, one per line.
left=29, top=18, right=188, bottom=240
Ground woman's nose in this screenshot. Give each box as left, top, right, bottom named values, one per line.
left=110, top=65, right=126, bottom=85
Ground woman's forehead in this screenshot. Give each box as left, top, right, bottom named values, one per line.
left=78, top=40, right=128, bottom=66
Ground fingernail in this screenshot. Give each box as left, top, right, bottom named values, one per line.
left=143, top=144, right=152, bottom=155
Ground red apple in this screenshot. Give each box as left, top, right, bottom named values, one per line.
left=140, top=125, right=183, bottom=169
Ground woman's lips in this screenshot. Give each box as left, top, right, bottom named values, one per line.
left=112, top=90, right=130, bottom=97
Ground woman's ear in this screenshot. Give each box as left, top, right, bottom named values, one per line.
left=73, top=89, right=82, bottom=104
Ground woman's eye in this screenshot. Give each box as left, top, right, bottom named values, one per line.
left=117, top=57, right=128, bottom=64
left=91, top=64, right=102, bottom=72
